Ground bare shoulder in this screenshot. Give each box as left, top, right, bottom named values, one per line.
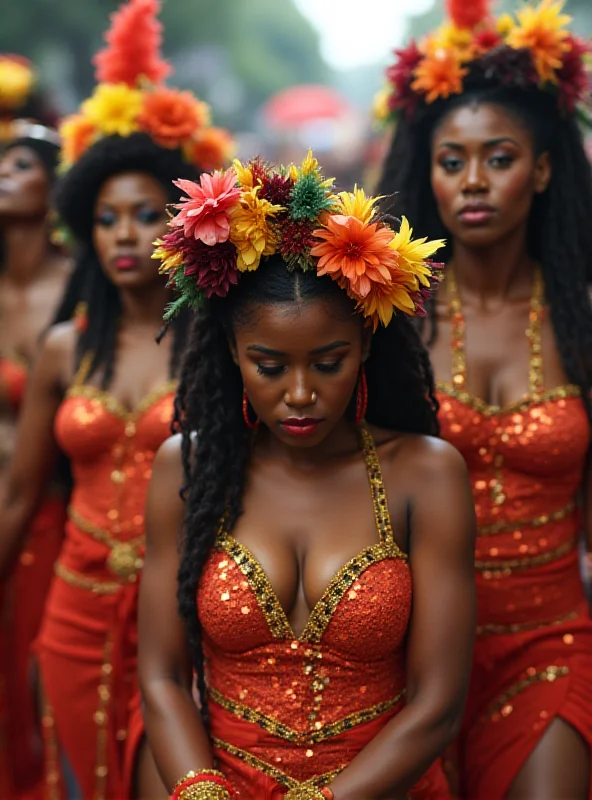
left=153, top=433, right=184, bottom=480
left=34, top=321, right=78, bottom=392
left=373, top=427, right=468, bottom=485
left=42, top=320, right=77, bottom=359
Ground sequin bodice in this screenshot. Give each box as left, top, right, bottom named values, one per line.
left=436, top=271, right=589, bottom=631
left=197, top=424, right=412, bottom=785
left=54, top=373, right=175, bottom=578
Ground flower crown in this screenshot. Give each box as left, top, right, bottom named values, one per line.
left=375, top=0, right=591, bottom=125
left=59, top=0, right=234, bottom=172
left=154, top=151, right=445, bottom=330
left=0, top=54, right=48, bottom=143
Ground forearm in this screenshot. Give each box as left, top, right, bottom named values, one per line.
left=0, top=491, right=41, bottom=576
left=142, top=677, right=214, bottom=790
left=328, top=700, right=461, bottom=800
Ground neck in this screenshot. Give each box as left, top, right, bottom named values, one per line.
left=450, top=226, right=535, bottom=308
left=1, top=219, right=52, bottom=285
left=118, top=282, right=172, bottom=329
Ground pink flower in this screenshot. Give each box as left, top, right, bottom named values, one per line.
left=172, top=168, right=241, bottom=246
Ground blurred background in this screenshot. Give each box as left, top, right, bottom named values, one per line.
left=2, top=0, right=591, bottom=188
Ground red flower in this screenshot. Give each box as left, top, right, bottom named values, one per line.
left=278, top=218, right=316, bottom=267
left=182, top=238, right=239, bottom=298
left=473, top=28, right=503, bottom=55
left=446, top=0, right=490, bottom=31
left=385, top=41, right=423, bottom=115
left=556, top=35, right=590, bottom=112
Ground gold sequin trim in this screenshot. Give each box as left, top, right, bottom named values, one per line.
left=209, top=686, right=405, bottom=744
left=437, top=382, right=581, bottom=417
left=475, top=537, right=576, bottom=572
left=486, top=665, right=569, bottom=719
left=41, top=690, right=61, bottom=800
left=359, top=422, right=400, bottom=549
left=54, top=562, right=122, bottom=595
left=478, top=501, right=576, bottom=536
left=300, top=541, right=405, bottom=644
left=67, top=380, right=177, bottom=421
left=216, top=534, right=293, bottom=640
left=477, top=610, right=580, bottom=636
left=68, top=506, right=144, bottom=582
left=212, top=738, right=341, bottom=789
left=93, top=634, right=113, bottom=800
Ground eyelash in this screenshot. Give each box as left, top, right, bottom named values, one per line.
left=439, top=154, right=514, bottom=172
left=256, top=361, right=344, bottom=377
left=95, top=209, right=163, bottom=227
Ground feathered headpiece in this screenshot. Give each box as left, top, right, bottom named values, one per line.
left=375, top=0, right=591, bottom=125
left=0, top=54, right=59, bottom=145
left=153, top=151, right=445, bottom=329
left=59, top=0, right=233, bottom=171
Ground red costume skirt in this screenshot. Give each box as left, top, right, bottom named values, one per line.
left=36, top=562, right=143, bottom=800
left=0, top=496, right=65, bottom=800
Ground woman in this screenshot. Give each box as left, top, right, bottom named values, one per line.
left=0, top=54, right=71, bottom=800
left=0, top=1, right=232, bottom=797
left=139, top=154, right=476, bottom=799
left=378, top=0, right=592, bottom=796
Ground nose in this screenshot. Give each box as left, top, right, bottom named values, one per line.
left=461, top=157, right=488, bottom=195
left=284, top=372, right=317, bottom=409
left=115, top=214, right=137, bottom=244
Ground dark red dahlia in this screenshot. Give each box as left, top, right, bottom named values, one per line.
left=278, top=218, right=317, bottom=267
left=477, top=45, right=538, bottom=90
left=385, top=40, right=423, bottom=117
left=182, top=239, right=238, bottom=298
left=473, top=28, right=502, bottom=54
left=556, top=35, right=590, bottom=113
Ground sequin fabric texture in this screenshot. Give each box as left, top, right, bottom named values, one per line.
left=197, top=424, right=450, bottom=799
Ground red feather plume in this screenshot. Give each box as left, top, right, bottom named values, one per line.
left=446, top=0, right=490, bottom=30
left=93, top=0, right=172, bottom=87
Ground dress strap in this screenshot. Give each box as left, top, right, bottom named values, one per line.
left=71, top=351, right=94, bottom=388
left=527, top=269, right=545, bottom=397
left=359, top=422, right=394, bottom=545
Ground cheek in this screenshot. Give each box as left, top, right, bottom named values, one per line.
left=92, top=228, right=112, bottom=268
left=18, top=173, right=49, bottom=211
left=431, top=170, right=457, bottom=223
left=493, top=168, right=535, bottom=209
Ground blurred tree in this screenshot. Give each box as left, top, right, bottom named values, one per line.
left=0, top=0, right=329, bottom=128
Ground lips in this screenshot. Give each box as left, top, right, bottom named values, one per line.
left=279, top=417, right=324, bottom=437
left=0, top=179, right=16, bottom=195
left=458, top=202, right=495, bottom=225
left=113, top=256, right=139, bottom=271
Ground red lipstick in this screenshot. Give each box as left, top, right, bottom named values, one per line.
left=458, top=202, right=495, bottom=225
left=114, top=256, right=139, bottom=271
left=280, top=417, right=323, bottom=437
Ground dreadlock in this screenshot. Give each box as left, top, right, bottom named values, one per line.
left=377, top=83, right=592, bottom=417
left=53, top=132, right=196, bottom=385
left=172, top=255, right=439, bottom=721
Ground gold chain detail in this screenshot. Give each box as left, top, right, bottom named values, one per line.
left=212, top=738, right=341, bottom=789
left=93, top=633, right=113, bottom=800
left=478, top=501, right=576, bottom=536
left=475, top=537, right=576, bottom=572
left=435, top=383, right=581, bottom=417
left=477, top=610, right=580, bottom=636
left=486, top=665, right=569, bottom=719
left=68, top=506, right=144, bottom=582
left=209, top=686, right=405, bottom=745
left=54, top=562, right=122, bottom=595
left=67, top=377, right=177, bottom=422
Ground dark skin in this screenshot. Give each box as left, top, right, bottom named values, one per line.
left=0, top=144, right=70, bottom=495
left=0, top=171, right=174, bottom=799
left=140, top=297, right=476, bottom=799
left=428, top=102, right=591, bottom=798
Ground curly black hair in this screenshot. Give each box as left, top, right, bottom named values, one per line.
left=52, top=133, right=197, bottom=385
left=172, top=255, right=439, bottom=720
left=377, top=81, right=592, bottom=416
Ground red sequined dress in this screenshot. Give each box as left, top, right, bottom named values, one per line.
left=36, top=354, right=176, bottom=800
left=197, top=423, right=450, bottom=799
left=0, top=353, right=66, bottom=800
left=436, top=272, right=592, bottom=799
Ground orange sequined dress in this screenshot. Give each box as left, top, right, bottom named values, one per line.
left=0, top=354, right=66, bottom=800
left=36, top=355, right=176, bottom=800
left=197, top=424, right=450, bottom=799
left=436, top=272, right=592, bottom=799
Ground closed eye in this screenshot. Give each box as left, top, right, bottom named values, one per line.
left=315, top=360, right=343, bottom=374
left=257, top=364, right=284, bottom=377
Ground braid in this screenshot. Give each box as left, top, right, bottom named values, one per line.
left=378, top=87, right=592, bottom=416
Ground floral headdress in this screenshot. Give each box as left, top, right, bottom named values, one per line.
left=0, top=54, right=59, bottom=144
left=59, top=0, right=234, bottom=171
left=154, top=151, right=445, bottom=330
left=376, top=0, right=591, bottom=125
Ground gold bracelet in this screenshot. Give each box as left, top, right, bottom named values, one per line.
left=285, top=786, right=332, bottom=800
left=178, top=786, right=230, bottom=800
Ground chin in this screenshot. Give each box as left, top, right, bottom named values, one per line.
left=453, top=226, right=506, bottom=249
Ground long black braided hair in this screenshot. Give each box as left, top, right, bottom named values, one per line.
left=52, top=132, right=196, bottom=385
left=377, top=81, right=592, bottom=417
left=172, top=255, right=439, bottom=718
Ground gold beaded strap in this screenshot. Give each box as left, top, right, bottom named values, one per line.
left=359, top=422, right=399, bottom=548
left=71, top=351, right=94, bottom=388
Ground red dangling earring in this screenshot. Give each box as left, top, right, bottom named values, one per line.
left=355, top=365, right=368, bottom=424
left=242, top=390, right=259, bottom=430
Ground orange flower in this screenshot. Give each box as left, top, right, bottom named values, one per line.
left=59, top=114, right=97, bottom=166
left=138, top=87, right=209, bottom=149
left=411, top=49, right=468, bottom=103
left=311, top=215, right=400, bottom=299
left=506, top=0, right=571, bottom=84
left=185, top=126, right=235, bottom=171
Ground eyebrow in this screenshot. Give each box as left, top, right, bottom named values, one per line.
left=437, top=137, right=520, bottom=150
left=246, top=340, right=351, bottom=357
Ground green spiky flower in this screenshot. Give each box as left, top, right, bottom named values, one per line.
left=289, top=173, right=335, bottom=221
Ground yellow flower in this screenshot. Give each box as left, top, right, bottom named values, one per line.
left=497, top=13, right=515, bottom=38
left=289, top=149, right=335, bottom=190
left=82, top=83, right=143, bottom=137
left=372, top=86, right=391, bottom=124
left=0, top=57, right=34, bottom=110
left=300, top=149, right=320, bottom=176
left=389, top=216, right=445, bottom=279
left=506, top=0, right=572, bottom=84
left=152, top=239, right=183, bottom=275
left=232, top=158, right=255, bottom=190
left=427, top=22, right=474, bottom=60
left=229, top=188, right=284, bottom=271
left=336, top=187, right=381, bottom=224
